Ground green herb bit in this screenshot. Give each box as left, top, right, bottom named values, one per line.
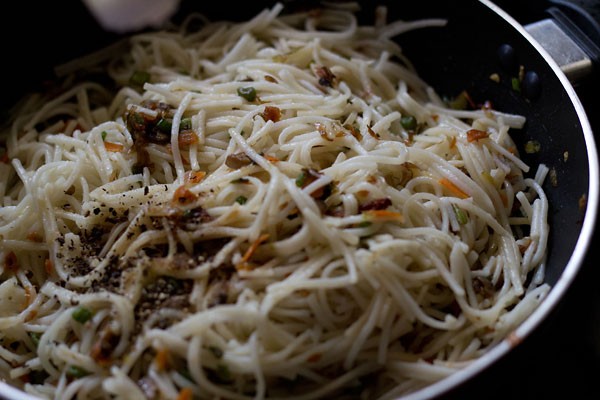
left=237, top=86, right=257, bottom=102
left=511, top=77, right=521, bottom=92
left=452, top=204, right=468, bottom=225
left=180, top=118, right=192, bottom=131
left=66, top=365, right=90, bottom=379
left=29, top=332, right=42, bottom=347
left=156, top=118, right=173, bottom=133
left=295, top=171, right=306, bottom=187
left=130, top=70, right=151, bottom=86
left=400, top=115, right=417, bottom=131
left=101, top=131, right=108, bottom=141
left=129, top=71, right=150, bottom=86
left=235, top=195, right=247, bottom=205
left=524, top=140, right=541, bottom=154
left=72, top=306, right=93, bottom=324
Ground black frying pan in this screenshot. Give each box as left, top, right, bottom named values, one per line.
left=0, top=1, right=598, bottom=399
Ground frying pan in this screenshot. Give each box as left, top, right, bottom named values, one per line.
left=0, top=0, right=598, bottom=399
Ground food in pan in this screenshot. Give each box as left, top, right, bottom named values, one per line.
left=0, top=3, right=550, bottom=399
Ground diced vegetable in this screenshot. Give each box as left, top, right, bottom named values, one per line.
left=130, top=70, right=151, bottom=86
left=452, top=204, right=468, bottom=225
left=237, top=86, right=257, bottom=101
left=72, top=306, right=93, bottom=323
left=66, top=366, right=90, bottom=379
left=400, top=115, right=417, bottom=131
left=235, top=196, right=247, bottom=205
left=156, top=118, right=173, bottom=133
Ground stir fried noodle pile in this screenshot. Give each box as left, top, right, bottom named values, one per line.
left=0, top=3, right=550, bottom=399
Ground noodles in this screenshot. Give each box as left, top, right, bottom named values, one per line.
left=0, top=3, right=550, bottom=399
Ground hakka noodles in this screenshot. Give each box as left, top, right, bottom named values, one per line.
left=0, top=2, right=550, bottom=399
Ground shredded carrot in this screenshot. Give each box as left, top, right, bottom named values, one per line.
left=264, top=154, right=279, bottom=163
left=345, top=124, right=362, bottom=141
left=26, top=231, right=43, bottom=242
left=24, top=309, right=37, bottom=322
left=466, top=129, right=489, bottom=142
left=177, top=388, right=193, bottom=400
left=364, top=209, right=404, bottom=223
left=367, top=126, right=379, bottom=139
left=173, top=185, right=198, bottom=205
left=104, top=141, right=124, bottom=152
left=44, top=259, right=54, bottom=275
left=154, top=348, right=169, bottom=371
left=307, top=353, right=322, bottom=362
left=449, top=136, right=457, bottom=149
left=0, top=152, right=9, bottom=164
left=178, top=131, right=199, bottom=146
left=184, top=170, right=206, bottom=185
left=439, top=178, right=469, bottom=199
left=237, top=233, right=270, bottom=270
left=24, top=286, right=34, bottom=308
left=91, top=329, right=115, bottom=366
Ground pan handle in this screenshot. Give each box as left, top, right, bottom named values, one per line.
left=525, top=0, right=600, bottom=82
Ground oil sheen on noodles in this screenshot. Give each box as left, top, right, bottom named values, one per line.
left=0, top=3, right=550, bottom=399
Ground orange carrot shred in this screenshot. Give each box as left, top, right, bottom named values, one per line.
left=24, top=286, right=34, bottom=308
left=364, top=209, right=404, bottom=223
left=184, top=170, right=206, bottom=185
left=177, top=388, right=193, bottom=400
left=439, top=178, right=469, bottom=199
left=27, top=232, right=43, bottom=242
left=179, top=131, right=199, bottom=146
left=173, top=185, right=198, bottom=205
left=44, top=259, right=54, bottom=275
left=237, top=233, right=270, bottom=270
left=155, top=348, right=169, bottom=371
left=466, top=129, right=489, bottom=142
left=449, top=136, right=457, bottom=149
left=104, top=142, right=124, bottom=152
left=264, top=155, right=279, bottom=163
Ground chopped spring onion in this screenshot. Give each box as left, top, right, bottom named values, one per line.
left=400, top=115, right=417, bottom=130
left=66, top=366, right=90, bottom=379
left=130, top=70, right=151, bottom=86
left=235, top=195, right=247, bottom=205
left=72, top=306, right=93, bottom=323
left=237, top=86, right=257, bottom=101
